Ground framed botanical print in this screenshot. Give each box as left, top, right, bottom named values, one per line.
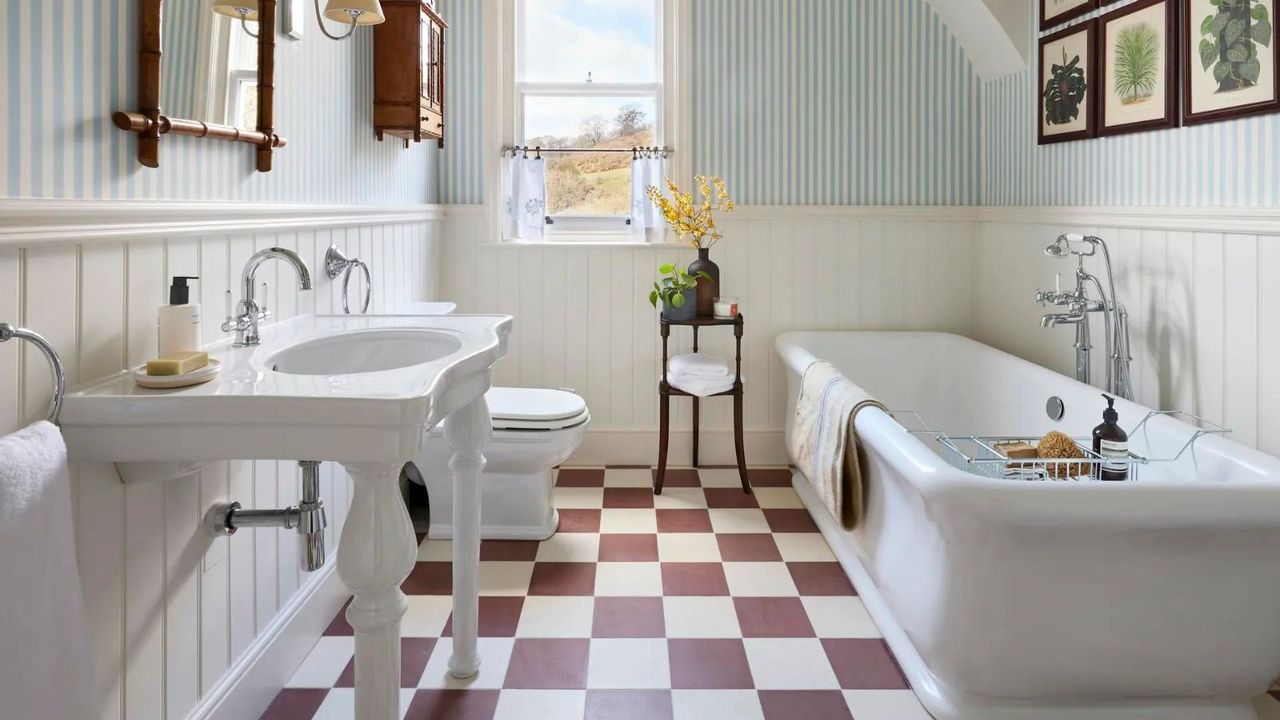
left=1099, top=0, right=1180, bottom=135
left=1183, top=0, right=1279, bottom=124
left=1039, top=21, right=1099, bottom=144
left=1042, top=0, right=1098, bottom=31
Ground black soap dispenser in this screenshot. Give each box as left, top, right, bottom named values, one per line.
left=1092, top=394, right=1129, bottom=481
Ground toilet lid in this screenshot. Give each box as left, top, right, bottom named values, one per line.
left=486, top=387, right=589, bottom=430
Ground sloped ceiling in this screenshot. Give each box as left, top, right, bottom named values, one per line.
left=925, top=0, right=1028, bottom=80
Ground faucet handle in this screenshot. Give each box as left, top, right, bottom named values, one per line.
left=220, top=289, right=237, bottom=333
left=259, top=282, right=269, bottom=317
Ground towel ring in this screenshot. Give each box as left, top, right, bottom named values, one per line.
left=0, top=322, right=66, bottom=424
left=342, top=260, right=372, bottom=315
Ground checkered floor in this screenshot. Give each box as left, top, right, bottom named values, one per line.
left=262, top=466, right=1280, bottom=720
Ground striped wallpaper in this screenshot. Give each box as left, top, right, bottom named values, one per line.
left=438, top=0, right=985, bottom=206
left=437, top=0, right=485, bottom=204
left=1, top=0, right=437, bottom=204
left=983, top=0, right=1280, bottom=207
left=690, top=0, right=982, bottom=206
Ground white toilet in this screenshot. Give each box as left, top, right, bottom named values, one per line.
left=391, top=302, right=589, bottom=540
left=409, top=386, right=589, bottom=540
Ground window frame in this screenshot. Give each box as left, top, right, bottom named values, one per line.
left=510, top=0, right=666, bottom=240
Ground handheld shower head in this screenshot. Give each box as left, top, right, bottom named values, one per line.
left=1045, top=234, right=1098, bottom=258
left=1045, top=236, right=1071, bottom=258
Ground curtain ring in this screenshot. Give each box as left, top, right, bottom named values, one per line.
left=342, top=260, right=372, bottom=315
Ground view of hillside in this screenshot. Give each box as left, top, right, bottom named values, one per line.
left=528, top=105, right=654, bottom=216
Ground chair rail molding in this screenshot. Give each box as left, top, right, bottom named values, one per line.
left=976, top=206, right=1280, bottom=235
left=0, top=199, right=445, bottom=246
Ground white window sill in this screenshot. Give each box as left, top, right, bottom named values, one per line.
left=487, top=230, right=689, bottom=248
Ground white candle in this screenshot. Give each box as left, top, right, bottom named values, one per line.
left=714, top=297, right=739, bottom=318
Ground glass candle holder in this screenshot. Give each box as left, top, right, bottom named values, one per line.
left=713, top=296, right=739, bottom=318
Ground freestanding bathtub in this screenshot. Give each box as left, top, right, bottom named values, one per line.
left=777, top=331, right=1280, bottom=720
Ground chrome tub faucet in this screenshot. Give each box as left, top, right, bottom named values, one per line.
left=221, top=247, right=314, bottom=347
left=1036, top=234, right=1134, bottom=400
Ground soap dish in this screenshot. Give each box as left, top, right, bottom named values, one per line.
left=133, top=358, right=221, bottom=389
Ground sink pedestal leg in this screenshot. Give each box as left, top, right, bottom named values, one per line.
left=444, top=395, right=491, bottom=678
left=337, top=461, right=418, bottom=720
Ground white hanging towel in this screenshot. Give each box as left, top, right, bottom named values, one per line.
left=630, top=152, right=669, bottom=242
left=502, top=153, right=547, bottom=241
left=668, top=352, right=731, bottom=379
left=0, top=421, right=96, bottom=719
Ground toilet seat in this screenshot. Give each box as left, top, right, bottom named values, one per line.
left=428, top=387, right=589, bottom=432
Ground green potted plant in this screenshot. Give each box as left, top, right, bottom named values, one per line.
left=649, top=263, right=709, bottom=322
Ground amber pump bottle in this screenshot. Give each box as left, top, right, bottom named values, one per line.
left=1092, top=394, right=1129, bottom=481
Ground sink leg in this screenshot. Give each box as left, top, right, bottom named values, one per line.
left=444, top=395, right=491, bottom=678
left=337, top=461, right=418, bottom=720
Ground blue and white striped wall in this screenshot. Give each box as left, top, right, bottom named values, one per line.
left=0, top=0, right=437, bottom=204
left=438, top=0, right=985, bottom=206
left=437, top=0, right=485, bottom=204
left=691, top=0, right=983, bottom=206
left=983, top=0, right=1280, bottom=207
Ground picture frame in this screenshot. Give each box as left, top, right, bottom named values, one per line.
left=1182, top=0, right=1279, bottom=124
left=1039, top=20, right=1099, bottom=144
left=1098, top=0, right=1180, bottom=136
left=1042, top=0, right=1099, bottom=32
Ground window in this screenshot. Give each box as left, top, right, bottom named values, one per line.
left=514, top=0, right=663, bottom=236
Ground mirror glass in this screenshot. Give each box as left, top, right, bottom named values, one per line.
left=161, top=0, right=260, bottom=128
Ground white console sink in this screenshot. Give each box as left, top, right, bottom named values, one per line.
left=61, top=314, right=509, bottom=464
left=60, top=312, right=510, bottom=720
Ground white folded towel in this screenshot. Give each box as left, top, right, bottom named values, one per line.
left=0, top=421, right=96, bottom=720
left=668, top=353, right=731, bottom=379
left=667, top=370, right=739, bottom=398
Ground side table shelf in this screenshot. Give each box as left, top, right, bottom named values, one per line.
left=655, top=314, right=750, bottom=495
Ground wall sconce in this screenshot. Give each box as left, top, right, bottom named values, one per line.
left=213, top=0, right=384, bottom=40
left=211, top=0, right=261, bottom=37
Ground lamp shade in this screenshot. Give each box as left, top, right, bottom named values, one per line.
left=210, top=0, right=259, bottom=20
left=323, top=0, right=385, bottom=25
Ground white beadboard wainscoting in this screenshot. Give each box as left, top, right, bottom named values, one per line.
left=0, top=201, right=443, bottom=720
left=974, top=208, right=1280, bottom=457
left=441, top=206, right=980, bottom=465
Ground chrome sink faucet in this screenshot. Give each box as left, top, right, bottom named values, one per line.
left=221, top=247, right=314, bottom=346
left=1035, top=234, right=1133, bottom=400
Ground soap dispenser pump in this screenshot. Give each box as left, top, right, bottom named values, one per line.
left=158, top=276, right=201, bottom=356
left=1092, top=394, right=1129, bottom=481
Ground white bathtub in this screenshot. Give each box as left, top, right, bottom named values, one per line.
left=777, top=331, right=1280, bottom=720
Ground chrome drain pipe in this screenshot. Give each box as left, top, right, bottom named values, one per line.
left=216, top=460, right=328, bottom=572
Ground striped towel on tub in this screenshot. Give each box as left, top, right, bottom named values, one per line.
left=787, top=361, right=886, bottom=529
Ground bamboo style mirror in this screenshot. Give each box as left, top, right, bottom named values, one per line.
left=114, top=0, right=286, bottom=172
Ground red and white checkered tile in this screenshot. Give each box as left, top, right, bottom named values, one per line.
left=262, top=466, right=1280, bottom=720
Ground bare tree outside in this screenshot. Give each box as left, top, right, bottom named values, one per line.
left=614, top=104, right=646, bottom=136
left=580, top=115, right=608, bottom=145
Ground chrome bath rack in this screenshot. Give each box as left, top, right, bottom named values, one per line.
left=887, top=409, right=1231, bottom=483
left=0, top=322, right=67, bottom=424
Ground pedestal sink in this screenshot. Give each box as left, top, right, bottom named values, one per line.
left=60, top=313, right=512, bottom=720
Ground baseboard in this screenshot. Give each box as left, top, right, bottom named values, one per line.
left=568, top=428, right=788, bottom=467
left=190, top=562, right=349, bottom=720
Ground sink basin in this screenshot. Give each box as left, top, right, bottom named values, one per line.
left=269, top=328, right=462, bottom=376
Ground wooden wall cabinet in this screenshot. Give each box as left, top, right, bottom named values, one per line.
left=373, top=0, right=447, bottom=147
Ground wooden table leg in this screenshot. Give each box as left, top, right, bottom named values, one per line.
left=655, top=389, right=670, bottom=494
left=691, top=397, right=700, bottom=468
left=733, top=389, right=751, bottom=494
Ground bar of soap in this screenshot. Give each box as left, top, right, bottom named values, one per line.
left=995, top=441, right=1038, bottom=459
left=146, top=351, right=209, bottom=376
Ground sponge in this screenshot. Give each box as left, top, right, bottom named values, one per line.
left=146, top=351, right=209, bottom=376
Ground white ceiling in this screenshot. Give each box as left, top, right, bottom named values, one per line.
left=924, top=0, right=1029, bottom=80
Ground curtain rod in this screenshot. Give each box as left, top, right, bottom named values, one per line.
left=502, top=145, right=673, bottom=159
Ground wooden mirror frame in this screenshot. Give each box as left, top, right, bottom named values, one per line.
left=113, top=0, right=287, bottom=172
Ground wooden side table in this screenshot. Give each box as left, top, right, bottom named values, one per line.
left=654, top=314, right=751, bottom=495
